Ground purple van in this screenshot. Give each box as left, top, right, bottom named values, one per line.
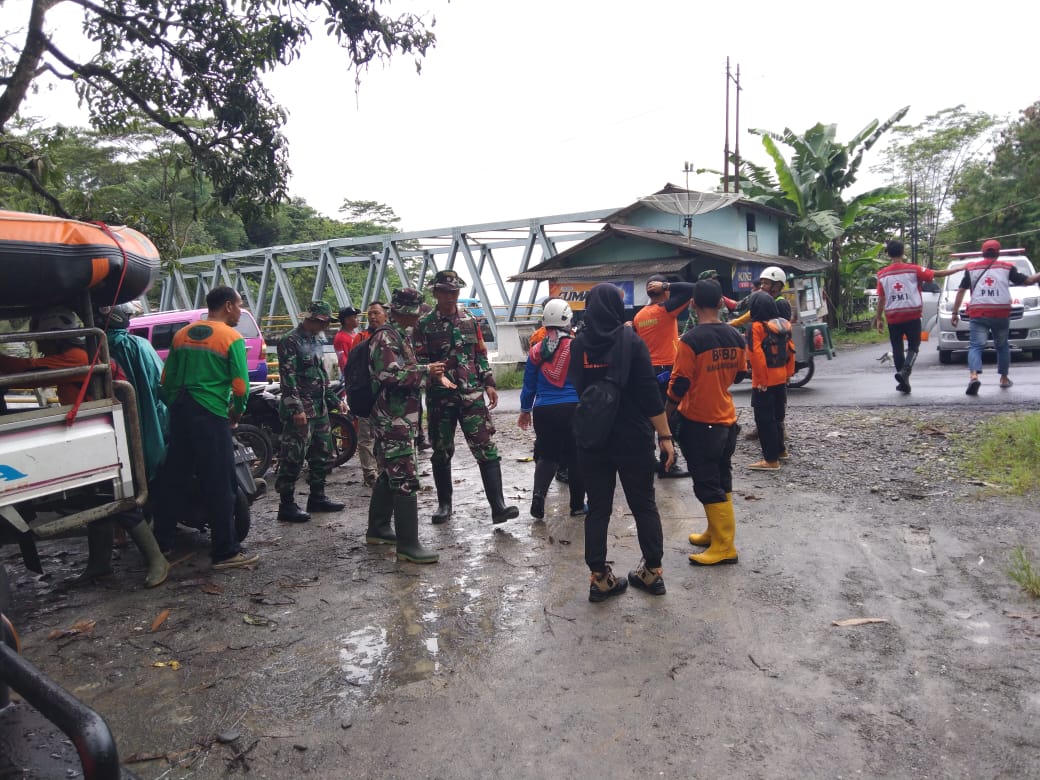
left=129, top=308, right=269, bottom=382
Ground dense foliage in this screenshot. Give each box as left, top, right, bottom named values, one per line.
left=0, top=0, right=436, bottom=216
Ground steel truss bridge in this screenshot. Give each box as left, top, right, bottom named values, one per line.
left=150, top=208, right=619, bottom=341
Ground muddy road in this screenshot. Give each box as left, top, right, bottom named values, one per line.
left=4, top=398, right=1039, bottom=779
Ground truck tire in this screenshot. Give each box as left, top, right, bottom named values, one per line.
left=938, top=349, right=952, bottom=365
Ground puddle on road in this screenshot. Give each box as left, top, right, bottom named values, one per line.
left=335, top=507, right=549, bottom=705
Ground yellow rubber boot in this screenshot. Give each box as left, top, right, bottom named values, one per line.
left=689, top=493, right=731, bottom=547
left=688, top=506, right=710, bottom=547
left=689, top=497, right=738, bottom=566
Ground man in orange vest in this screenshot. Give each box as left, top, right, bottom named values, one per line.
left=633, top=275, right=694, bottom=478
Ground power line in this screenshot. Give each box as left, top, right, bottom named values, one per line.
left=939, top=192, right=1040, bottom=233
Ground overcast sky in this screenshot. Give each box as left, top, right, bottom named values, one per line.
left=19, top=0, right=1040, bottom=232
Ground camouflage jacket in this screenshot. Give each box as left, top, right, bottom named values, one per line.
left=277, top=326, right=338, bottom=418
left=412, top=307, right=494, bottom=396
left=369, top=321, right=428, bottom=427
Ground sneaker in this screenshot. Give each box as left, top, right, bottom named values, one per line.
left=748, top=460, right=780, bottom=471
left=211, top=552, right=259, bottom=571
left=588, top=566, right=628, bottom=603
left=627, top=560, right=666, bottom=595
left=569, top=504, right=589, bottom=517
left=966, top=377, right=981, bottom=396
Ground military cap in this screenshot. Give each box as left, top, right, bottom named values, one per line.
left=429, top=269, right=467, bottom=290
left=391, top=287, right=424, bottom=315
left=698, top=269, right=720, bottom=281
left=305, top=300, right=332, bottom=321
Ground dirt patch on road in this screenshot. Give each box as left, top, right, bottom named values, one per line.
left=4, top=405, right=1039, bottom=778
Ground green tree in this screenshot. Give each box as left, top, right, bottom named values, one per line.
left=733, top=109, right=910, bottom=325
left=0, top=0, right=436, bottom=216
left=874, top=106, right=998, bottom=267
left=949, top=101, right=1040, bottom=259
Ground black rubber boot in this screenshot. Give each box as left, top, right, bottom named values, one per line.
left=431, top=460, right=453, bottom=525
left=277, top=492, right=311, bottom=523
left=530, top=459, right=557, bottom=519
left=70, top=521, right=114, bottom=583
left=393, top=494, right=438, bottom=564
left=307, top=487, right=345, bottom=513
left=895, top=349, right=918, bottom=393
left=366, top=474, right=397, bottom=545
left=479, top=459, right=519, bottom=524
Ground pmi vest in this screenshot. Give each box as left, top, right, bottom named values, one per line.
left=877, top=263, right=927, bottom=323
left=965, top=259, right=1016, bottom=319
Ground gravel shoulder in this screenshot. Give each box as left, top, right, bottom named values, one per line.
left=4, top=404, right=1039, bottom=779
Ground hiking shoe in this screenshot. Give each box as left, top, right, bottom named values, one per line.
left=966, top=377, right=981, bottom=396
left=211, top=552, right=259, bottom=571
left=628, top=560, right=666, bottom=596
left=589, top=566, right=628, bottom=603
left=748, top=460, right=780, bottom=471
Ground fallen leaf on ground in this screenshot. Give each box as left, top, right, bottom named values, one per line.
left=150, top=609, right=171, bottom=632
left=832, top=617, right=889, bottom=627
left=47, top=619, right=96, bottom=640
left=152, top=660, right=182, bottom=670
left=243, top=614, right=274, bottom=626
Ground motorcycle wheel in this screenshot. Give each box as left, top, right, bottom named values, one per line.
left=234, top=424, right=273, bottom=479
left=787, top=360, right=815, bottom=389
left=233, top=486, right=251, bottom=542
left=330, top=414, right=358, bottom=467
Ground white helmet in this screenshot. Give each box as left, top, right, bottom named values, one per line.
left=32, top=307, right=83, bottom=332
left=758, top=266, right=787, bottom=287
left=542, top=298, right=573, bottom=329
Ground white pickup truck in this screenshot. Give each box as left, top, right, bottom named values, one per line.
left=0, top=325, right=147, bottom=573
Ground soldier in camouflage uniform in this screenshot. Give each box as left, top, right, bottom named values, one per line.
left=275, top=300, right=346, bottom=522
left=366, top=288, right=447, bottom=563
left=412, top=269, right=519, bottom=525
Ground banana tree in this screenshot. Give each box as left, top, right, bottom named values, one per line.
left=735, top=108, right=910, bottom=326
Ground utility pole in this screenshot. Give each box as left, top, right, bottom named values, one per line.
left=723, top=57, right=742, bottom=193
left=683, top=161, right=694, bottom=239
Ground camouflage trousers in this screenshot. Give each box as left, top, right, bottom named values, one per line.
left=427, top=389, right=499, bottom=468
left=275, top=414, right=333, bottom=494
left=373, top=414, right=419, bottom=497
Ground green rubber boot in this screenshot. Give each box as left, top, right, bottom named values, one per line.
left=393, top=494, right=438, bottom=564
left=128, top=521, right=170, bottom=588
left=366, top=474, right=397, bottom=545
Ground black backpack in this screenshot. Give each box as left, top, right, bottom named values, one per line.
left=344, top=333, right=378, bottom=417
left=571, top=335, right=631, bottom=450
left=760, top=317, right=793, bottom=369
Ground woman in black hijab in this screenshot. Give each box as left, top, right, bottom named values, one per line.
left=569, top=283, right=676, bottom=603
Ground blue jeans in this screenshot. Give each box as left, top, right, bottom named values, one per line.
left=968, top=317, right=1010, bottom=375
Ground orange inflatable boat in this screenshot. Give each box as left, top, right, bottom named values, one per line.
left=0, top=211, right=160, bottom=308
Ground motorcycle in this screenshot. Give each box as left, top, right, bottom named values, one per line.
left=239, top=381, right=358, bottom=479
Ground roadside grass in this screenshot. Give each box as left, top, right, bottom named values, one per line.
left=833, top=323, right=888, bottom=347
left=1007, top=547, right=1040, bottom=598
left=494, top=368, right=525, bottom=390
left=963, top=412, right=1040, bottom=495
